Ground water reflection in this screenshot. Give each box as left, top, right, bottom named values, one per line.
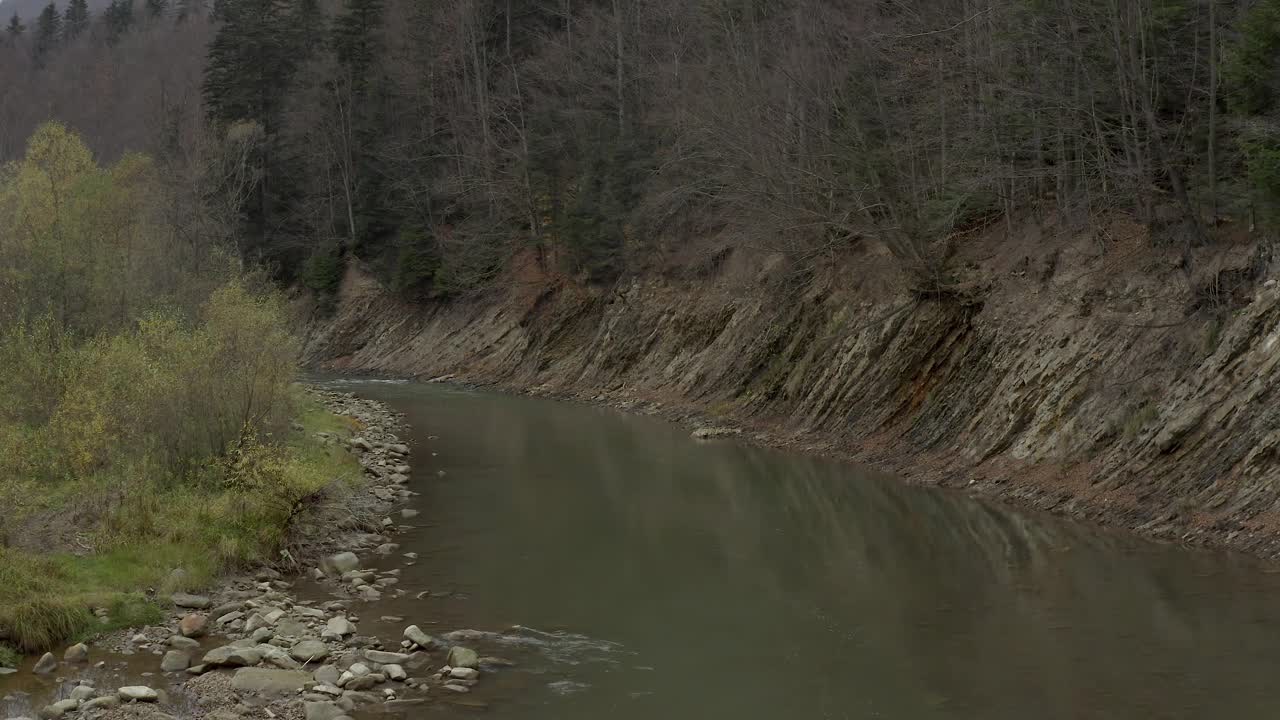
left=322, top=381, right=1280, bottom=718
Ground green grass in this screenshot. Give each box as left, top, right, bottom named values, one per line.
left=0, top=389, right=360, bottom=655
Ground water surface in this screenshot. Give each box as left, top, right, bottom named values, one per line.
left=337, top=379, right=1280, bottom=719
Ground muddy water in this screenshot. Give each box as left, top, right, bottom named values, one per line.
left=332, top=378, right=1280, bottom=719
left=9, top=379, right=1280, bottom=718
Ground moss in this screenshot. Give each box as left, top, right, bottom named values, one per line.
left=0, top=643, right=19, bottom=668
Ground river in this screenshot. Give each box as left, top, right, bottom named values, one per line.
left=8, top=377, right=1280, bottom=718
left=332, top=378, right=1280, bottom=719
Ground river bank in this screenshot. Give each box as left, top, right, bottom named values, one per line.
left=0, top=387, right=513, bottom=720
left=298, top=229, right=1280, bottom=561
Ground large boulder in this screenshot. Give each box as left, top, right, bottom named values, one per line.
left=304, top=701, right=347, bottom=720
left=171, top=593, right=211, bottom=610
left=161, top=650, right=191, bottom=672
left=363, top=649, right=409, bottom=664
left=290, top=640, right=330, bottom=663
left=32, top=652, right=57, bottom=675
left=446, top=646, right=479, bottom=669
left=403, top=625, right=434, bottom=649
left=62, top=644, right=88, bottom=663
left=230, top=668, right=311, bottom=695
left=39, top=698, right=79, bottom=718
left=201, top=645, right=263, bottom=668
left=117, top=686, right=159, bottom=702
left=178, top=614, right=208, bottom=638
left=324, top=617, right=356, bottom=639
left=81, top=696, right=120, bottom=711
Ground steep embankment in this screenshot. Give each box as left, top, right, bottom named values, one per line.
left=300, top=218, right=1280, bottom=557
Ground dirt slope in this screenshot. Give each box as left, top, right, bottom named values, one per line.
left=300, top=218, right=1280, bottom=557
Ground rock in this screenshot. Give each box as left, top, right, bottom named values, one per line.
left=295, top=606, right=326, bottom=619
left=314, top=665, right=341, bottom=685
left=383, top=664, right=406, bottom=681
left=32, top=652, right=57, bottom=675
left=201, top=645, right=262, bottom=667
left=449, top=667, right=479, bottom=681
left=62, top=644, right=88, bottom=663
left=349, top=438, right=373, bottom=451
left=403, top=625, right=434, bottom=649
left=343, top=675, right=377, bottom=692
left=160, top=650, right=190, bottom=672
left=39, top=699, right=78, bottom=718
left=390, top=475, right=409, bottom=486
left=69, top=685, right=96, bottom=702
left=243, top=613, right=268, bottom=633
left=388, top=444, right=409, bottom=455
left=325, top=617, right=356, bottom=637
left=260, top=646, right=302, bottom=670
left=374, top=543, right=399, bottom=555
left=171, top=593, right=211, bottom=609
left=480, top=656, right=516, bottom=667
left=117, top=686, right=159, bottom=702
left=363, top=650, right=410, bottom=664
left=186, top=664, right=209, bottom=675
left=263, top=609, right=286, bottom=624
left=313, top=684, right=342, bottom=697
left=348, top=663, right=372, bottom=677
left=304, top=701, right=347, bottom=720
left=251, top=627, right=274, bottom=643
left=393, top=465, right=410, bottom=474
left=324, top=552, right=360, bottom=576
left=210, top=601, right=243, bottom=617
left=229, top=668, right=312, bottom=695
left=290, top=640, right=330, bottom=663
left=81, top=695, right=120, bottom=711
left=356, top=586, right=382, bottom=602
left=169, top=635, right=200, bottom=650
left=215, top=610, right=244, bottom=625
left=446, top=646, right=479, bottom=669
left=178, top=613, right=208, bottom=639
left=442, top=683, right=470, bottom=693
left=275, top=619, right=307, bottom=637
left=691, top=425, right=740, bottom=439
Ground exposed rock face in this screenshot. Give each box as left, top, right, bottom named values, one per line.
left=300, top=251, right=1280, bottom=558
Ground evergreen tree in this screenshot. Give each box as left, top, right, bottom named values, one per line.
left=145, top=0, right=168, bottom=20
left=63, top=0, right=89, bottom=40
left=331, top=0, right=382, bottom=91
left=203, top=0, right=301, bottom=255
left=104, top=0, right=134, bottom=42
left=6, top=12, right=25, bottom=42
left=292, top=0, right=324, bottom=62
left=34, top=2, right=62, bottom=58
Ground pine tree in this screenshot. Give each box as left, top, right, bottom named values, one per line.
left=331, top=0, right=383, bottom=90
left=145, top=0, right=168, bottom=20
left=203, top=0, right=301, bottom=253
left=34, top=1, right=62, bottom=58
left=104, top=0, right=134, bottom=42
left=63, top=0, right=89, bottom=40
left=292, top=0, right=324, bottom=62
left=6, top=12, right=25, bottom=43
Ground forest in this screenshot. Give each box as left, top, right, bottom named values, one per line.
left=2, top=0, right=1279, bottom=301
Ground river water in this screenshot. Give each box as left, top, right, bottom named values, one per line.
left=337, top=379, right=1280, bottom=719
left=8, top=377, right=1280, bottom=718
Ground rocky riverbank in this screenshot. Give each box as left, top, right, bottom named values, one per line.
left=1, top=388, right=505, bottom=720
left=299, top=241, right=1280, bottom=560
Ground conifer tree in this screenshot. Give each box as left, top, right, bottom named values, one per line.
left=34, top=2, right=62, bottom=58
left=145, top=0, right=167, bottom=20
left=104, top=0, right=134, bottom=42
left=6, top=11, right=26, bottom=43
left=62, top=0, right=89, bottom=40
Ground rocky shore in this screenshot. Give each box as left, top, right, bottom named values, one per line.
left=1, top=388, right=504, bottom=720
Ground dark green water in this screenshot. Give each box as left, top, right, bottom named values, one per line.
left=335, top=378, right=1280, bottom=720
